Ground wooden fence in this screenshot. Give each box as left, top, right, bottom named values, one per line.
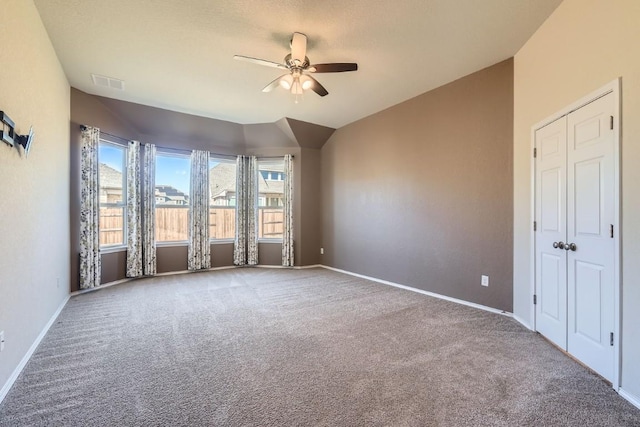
left=99, top=207, right=124, bottom=246
left=259, top=208, right=284, bottom=239
left=99, top=207, right=283, bottom=245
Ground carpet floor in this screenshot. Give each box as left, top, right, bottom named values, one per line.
left=0, top=267, right=638, bottom=426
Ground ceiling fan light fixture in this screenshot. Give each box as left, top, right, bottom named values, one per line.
left=279, top=74, right=293, bottom=90
left=300, top=75, right=313, bottom=90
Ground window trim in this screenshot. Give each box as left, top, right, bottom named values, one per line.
left=98, top=139, right=127, bottom=249
left=257, top=158, right=286, bottom=242
left=155, top=152, right=191, bottom=244
left=209, top=156, right=237, bottom=242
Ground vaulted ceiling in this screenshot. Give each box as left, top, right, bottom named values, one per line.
left=34, top=0, right=562, bottom=129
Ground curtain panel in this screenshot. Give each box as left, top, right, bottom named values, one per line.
left=79, top=126, right=101, bottom=289
left=282, top=154, right=294, bottom=267
left=246, top=156, right=258, bottom=265
left=234, top=156, right=247, bottom=265
left=234, top=155, right=258, bottom=265
left=126, top=140, right=143, bottom=277
left=142, top=143, right=157, bottom=275
left=188, top=150, right=211, bottom=270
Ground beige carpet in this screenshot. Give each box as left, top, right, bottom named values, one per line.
left=0, top=267, right=638, bottom=426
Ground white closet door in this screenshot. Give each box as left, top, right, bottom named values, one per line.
left=566, top=92, right=616, bottom=382
left=535, top=117, right=568, bottom=350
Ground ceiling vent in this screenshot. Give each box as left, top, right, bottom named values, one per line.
left=91, top=73, right=125, bottom=91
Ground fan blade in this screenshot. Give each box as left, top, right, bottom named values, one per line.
left=307, top=75, right=329, bottom=97
left=262, top=74, right=288, bottom=92
left=290, top=32, right=307, bottom=65
left=308, top=63, right=358, bottom=73
left=233, top=55, right=287, bottom=70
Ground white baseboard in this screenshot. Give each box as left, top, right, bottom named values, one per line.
left=512, top=314, right=533, bottom=331
left=619, top=388, right=640, bottom=411
left=257, top=264, right=322, bottom=270
left=0, top=295, right=70, bottom=405
left=320, top=265, right=512, bottom=317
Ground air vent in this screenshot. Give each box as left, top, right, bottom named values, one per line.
left=91, top=73, right=125, bottom=91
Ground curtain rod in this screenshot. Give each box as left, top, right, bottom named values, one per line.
left=80, top=125, right=293, bottom=159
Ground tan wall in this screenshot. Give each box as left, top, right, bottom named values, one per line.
left=513, top=0, right=640, bottom=398
left=321, top=59, right=514, bottom=311
left=0, top=0, right=70, bottom=394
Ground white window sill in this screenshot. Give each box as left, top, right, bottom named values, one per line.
left=100, top=245, right=126, bottom=254
left=210, top=239, right=235, bottom=244
left=258, top=239, right=283, bottom=244
left=156, top=241, right=189, bottom=248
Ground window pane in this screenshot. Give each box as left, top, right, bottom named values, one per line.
left=209, top=159, right=237, bottom=239
left=99, top=141, right=126, bottom=247
left=155, top=155, right=190, bottom=206
left=258, top=159, right=285, bottom=239
left=155, top=207, right=189, bottom=242
left=99, top=143, right=125, bottom=205
left=99, top=206, right=124, bottom=246
left=155, top=154, right=190, bottom=242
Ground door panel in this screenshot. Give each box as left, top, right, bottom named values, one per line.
left=574, top=159, right=602, bottom=236
left=540, top=253, right=561, bottom=320
left=535, top=117, right=567, bottom=349
left=574, top=260, right=603, bottom=343
left=567, top=92, right=615, bottom=382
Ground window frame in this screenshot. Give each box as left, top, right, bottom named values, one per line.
left=154, top=151, right=191, bottom=245
left=98, top=139, right=127, bottom=250
left=257, top=158, right=285, bottom=242
left=209, top=155, right=237, bottom=243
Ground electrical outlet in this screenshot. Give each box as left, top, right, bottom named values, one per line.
left=0, top=331, right=5, bottom=352
left=481, top=275, right=489, bottom=287
left=320, top=248, right=324, bottom=255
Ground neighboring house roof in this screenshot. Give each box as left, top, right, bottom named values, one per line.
left=100, top=161, right=283, bottom=201
left=99, top=163, right=123, bottom=189
left=209, top=163, right=237, bottom=199
left=209, top=162, right=285, bottom=197
left=155, top=185, right=189, bottom=203
left=259, top=177, right=283, bottom=195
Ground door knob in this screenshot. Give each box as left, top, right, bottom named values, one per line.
left=564, top=243, right=577, bottom=251
left=553, top=241, right=565, bottom=249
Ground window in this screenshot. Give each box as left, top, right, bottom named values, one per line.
left=209, top=157, right=237, bottom=240
left=257, top=159, right=285, bottom=239
left=155, top=153, right=190, bottom=242
left=98, top=141, right=126, bottom=247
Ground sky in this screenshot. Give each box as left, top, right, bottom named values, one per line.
left=99, top=144, right=222, bottom=196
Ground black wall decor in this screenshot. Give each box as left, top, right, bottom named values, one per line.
left=1, top=111, right=15, bottom=146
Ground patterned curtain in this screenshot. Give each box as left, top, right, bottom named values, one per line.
left=247, top=156, right=258, bottom=265
left=282, top=154, right=294, bottom=267
left=188, top=150, right=211, bottom=270
left=126, top=140, right=142, bottom=277
left=142, top=143, right=157, bottom=275
left=79, top=126, right=101, bottom=289
left=234, top=156, right=247, bottom=265
left=234, top=155, right=258, bottom=265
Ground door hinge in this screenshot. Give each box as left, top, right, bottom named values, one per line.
left=610, top=332, right=614, bottom=346
left=533, top=221, right=537, bottom=232
left=610, top=116, right=614, bottom=130
left=610, top=224, right=614, bottom=238
left=533, top=147, right=537, bottom=158
left=533, top=294, right=537, bottom=305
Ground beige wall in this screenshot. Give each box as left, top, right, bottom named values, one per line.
left=0, top=0, right=70, bottom=395
left=513, top=0, right=640, bottom=398
left=321, top=59, right=514, bottom=312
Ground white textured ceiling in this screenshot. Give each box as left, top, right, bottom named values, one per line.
left=33, top=0, right=561, bottom=129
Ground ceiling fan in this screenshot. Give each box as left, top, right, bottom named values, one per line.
left=233, top=32, right=358, bottom=98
